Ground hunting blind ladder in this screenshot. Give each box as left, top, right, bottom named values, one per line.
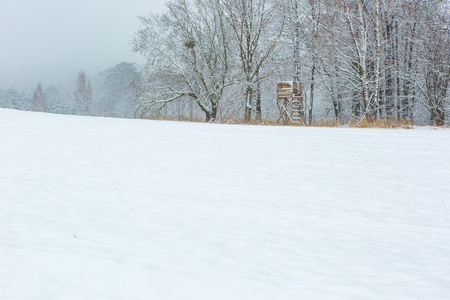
left=277, top=81, right=304, bottom=125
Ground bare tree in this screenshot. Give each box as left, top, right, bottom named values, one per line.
left=96, top=62, right=141, bottom=118
left=33, top=83, right=47, bottom=112
left=416, top=1, right=449, bottom=125
left=74, top=71, right=92, bottom=115
left=129, top=0, right=448, bottom=126
left=133, top=0, right=231, bottom=122
left=319, top=0, right=397, bottom=122
left=222, top=0, right=285, bottom=122
left=283, top=0, right=331, bottom=125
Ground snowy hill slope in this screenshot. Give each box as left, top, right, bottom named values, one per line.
left=1, top=108, right=450, bottom=299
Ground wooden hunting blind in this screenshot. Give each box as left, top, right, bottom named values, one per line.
left=277, top=81, right=304, bottom=125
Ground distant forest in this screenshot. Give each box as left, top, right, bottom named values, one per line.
left=1, top=0, right=449, bottom=126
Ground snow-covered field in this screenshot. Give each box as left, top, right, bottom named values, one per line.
left=1, top=108, right=449, bottom=300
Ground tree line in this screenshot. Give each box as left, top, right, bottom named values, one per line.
left=0, top=62, right=143, bottom=118
left=1, top=0, right=448, bottom=126
left=133, top=0, right=449, bottom=125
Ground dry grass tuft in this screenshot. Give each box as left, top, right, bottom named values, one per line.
left=349, top=118, right=414, bottom=129
left=146, top=116, right=204, bottom=123
left=144, top=115, right=420, bottom=129
left=312, top=120, right=344, bottom=127
left=216, top=117, right=284, bottom=126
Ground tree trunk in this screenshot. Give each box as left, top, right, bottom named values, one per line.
left=205, top=112, right=212, bottom=122
left=309, top=64, right=315, bottom=125
left=356, top=0, right=370, bottom=121
left=385, top=19, right=394, bottom=117
left=211, top=102, right=218, bottom=122
left=244, top=86, right=252, bottom=122
left=256, top=81, right=262, bottom=122
left=403, top=23, right=416, bottom=121
left=374, top=0, right=382, bottom=120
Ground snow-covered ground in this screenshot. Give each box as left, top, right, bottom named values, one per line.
left=1, top=108, right=449, bottom=300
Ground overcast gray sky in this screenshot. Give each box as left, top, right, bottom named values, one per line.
left=0, top=0, right=165, bottom=93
